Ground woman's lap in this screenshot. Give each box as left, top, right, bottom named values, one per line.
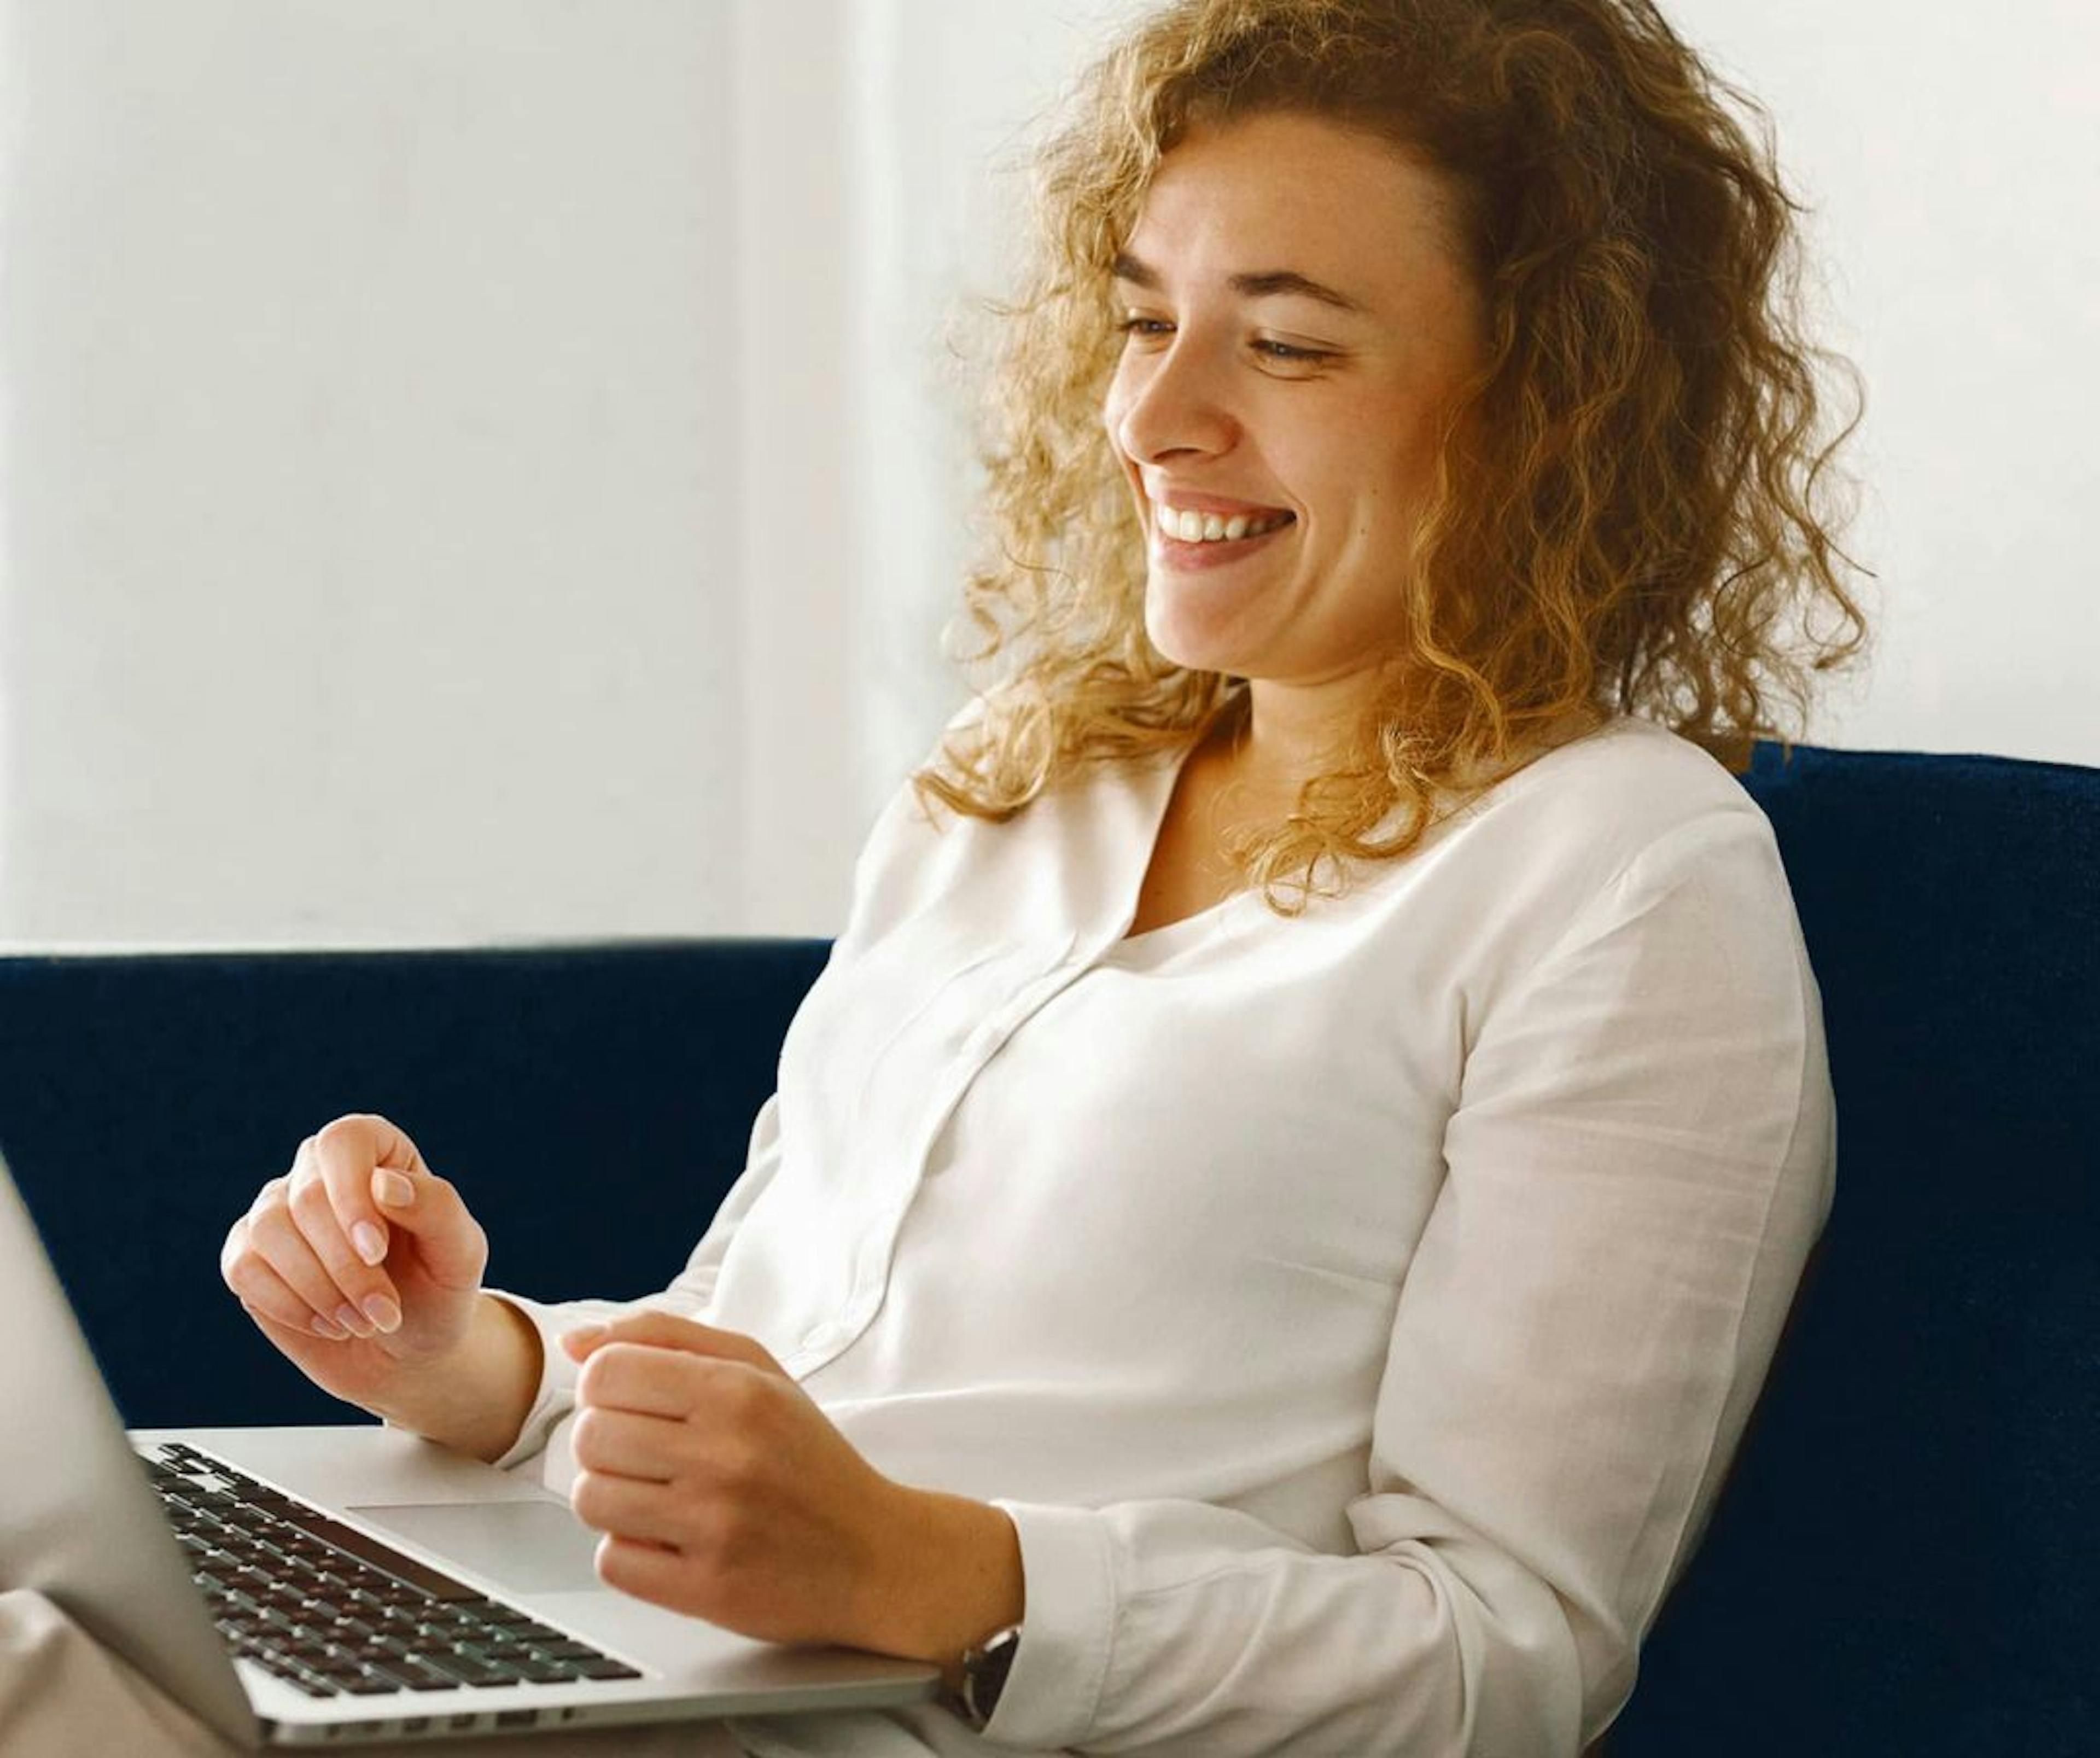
left=0, top=1590, right=745, bottom=1758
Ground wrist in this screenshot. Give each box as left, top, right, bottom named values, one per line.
left=371, top=1291, right=542, bottom=1462
left=861, top=1483, right=1023, bottom=1691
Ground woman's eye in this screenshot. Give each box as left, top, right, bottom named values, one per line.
left=1253, top=339, right=1331, bottom=363
left=1111, top=316, right=1333, bottom=366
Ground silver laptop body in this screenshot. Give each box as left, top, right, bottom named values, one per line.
left=0, top=1152, right=938, bottom=1747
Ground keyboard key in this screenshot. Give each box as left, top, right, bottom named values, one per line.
left=514, top=1657, right=586, bottom=1684
left=416, top=1650, right=515, bottom=1689
left=357, top=1657, right=435, bottom=1692
left=387, top=1661, right=463, bottom=1693
left=334, top=1673, right=404, bottom=1697
left=282, top=1675, right=336, bottom=1698
left=530, top=1640, right=606, bottom=1662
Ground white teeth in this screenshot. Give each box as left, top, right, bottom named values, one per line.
left=1153, top=502, right=1291, bottom=544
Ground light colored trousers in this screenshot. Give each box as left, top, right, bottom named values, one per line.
left=0, top=1590, right=745, bottom=1758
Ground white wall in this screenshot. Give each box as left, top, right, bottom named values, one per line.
left=1, top=0, right=2092, bottom=948
left=1, top=1, right=746, bottom=944
left=1664, top=0, right=2100, bottom=766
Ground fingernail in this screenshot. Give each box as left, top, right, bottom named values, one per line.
left=564, top=1323, right=609, bottom=1354
left=363, top=1293, right=401, bottom=1335
left=351, top=1221, right=387, bottom=1265
left=336, top=1302, right=374, bottom=1338
left=373, top=1171, right=413, bottom=1209
left=311, top=1312, right=351, bottom=1341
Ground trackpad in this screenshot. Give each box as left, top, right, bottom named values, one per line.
left=349, top=1500, right=605, bottom=1595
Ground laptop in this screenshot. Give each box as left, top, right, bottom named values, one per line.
left=0, top=1153, right=939, bottom=1747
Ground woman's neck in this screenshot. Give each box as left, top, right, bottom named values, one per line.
left=1217, top=682, right=1608, bottom=806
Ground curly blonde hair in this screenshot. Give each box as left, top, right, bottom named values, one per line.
left=915, top=0, right=1872, bottom=911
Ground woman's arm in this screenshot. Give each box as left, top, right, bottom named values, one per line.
left=967, top=813, right=1834, bottom=1755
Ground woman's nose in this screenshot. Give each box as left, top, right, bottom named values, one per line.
left=1109, top=335, right=1240, bottom=464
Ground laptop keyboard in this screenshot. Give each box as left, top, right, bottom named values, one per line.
left=139, top=1439, right=643, bottom=1700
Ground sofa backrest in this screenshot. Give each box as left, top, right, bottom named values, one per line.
left=0, top=939, right=830, bottom=1427
left=1, top=738, right=2093, bottom=1754
left=1613, top=741, right=2099, bottom=1754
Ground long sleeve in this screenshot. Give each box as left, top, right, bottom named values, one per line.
left=485, top=1089, right=788, bottom=1476
left=977, top=811, right=1835, bottom=1755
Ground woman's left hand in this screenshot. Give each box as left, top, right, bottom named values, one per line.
left=559, top=1310, right=1020, bottom=1670
left=559, top=1311, right=900, bottom=1648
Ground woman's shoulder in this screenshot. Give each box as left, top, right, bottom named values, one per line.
left=1471, top=712, right=1774, bottom=849
left=1414, top=713, right=1791, bottom=953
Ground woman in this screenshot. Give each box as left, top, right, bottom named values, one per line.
left=195, top=0, right=1869, bottom=1754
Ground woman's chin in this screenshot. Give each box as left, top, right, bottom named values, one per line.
left=1144, top=602, right=1253, bottom=678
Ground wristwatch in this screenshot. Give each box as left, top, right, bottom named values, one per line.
left=949, top=1622, right=1023, bottom=1730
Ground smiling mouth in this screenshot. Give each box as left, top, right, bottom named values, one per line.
left=1151, top=505, right=1296, bottom=544
left=1152, top=515, right=1296, bottom=569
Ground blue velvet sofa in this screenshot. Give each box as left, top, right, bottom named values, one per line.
left=2, top=738, right=2095, bottom=1755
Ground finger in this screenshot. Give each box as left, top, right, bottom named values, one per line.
left=570, top=1470, right=686, bottom=1547
left=287, top=1138, right=400, bottom=1336
left=241, top=1297, right=349, bottom=1344
left=365, top=1163, right=486, bottom=1290
left=562, top=1309, right=782, bottom=1376
left=237, top=1199, right=371, bottom=1338
left=570, top=1406, right=680, bottom=1484
left=575, top=1342, right=716, bottom=1421
left=312, top=1114, right=424, bottom=1274
left=593, top=1535, right=689, bottom=1611
left=221, top=1227, right=351, bottom=1339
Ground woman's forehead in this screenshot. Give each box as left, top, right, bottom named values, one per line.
left=1122, top=114, right=1472, bottom=308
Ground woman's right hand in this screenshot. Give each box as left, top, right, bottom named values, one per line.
left=219, top=1114, right=490, bottom=1416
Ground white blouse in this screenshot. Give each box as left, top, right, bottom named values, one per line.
left=491, top=712, right=1835, bottom=1757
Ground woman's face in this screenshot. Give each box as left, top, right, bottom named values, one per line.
left=1104, top=112, right=1486, bottom=702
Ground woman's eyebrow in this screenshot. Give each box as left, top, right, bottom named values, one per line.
left=1111, top=249, right=1370, bottom=316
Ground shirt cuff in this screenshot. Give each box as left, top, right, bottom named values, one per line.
left=481, top=1288, right=587, bottom=1474
left=980, top=1499, right=1118, bottom=1750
